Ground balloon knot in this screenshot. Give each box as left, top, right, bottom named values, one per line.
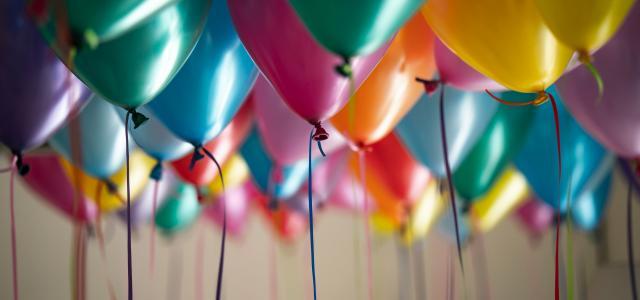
left=150, top=161, right=163, bottom=181
left=12, top=151, right=30, bottom=176
left=415, top=77, right=440, bottom=95
left=129, top=109, right=149, bottom=129
left=267, top=199, right=280, bottom=211
left=577, top=50, right=591, bottom=65
left=104, top=179, right=118, bottom=194
left=312, top=122, right=329, bottom=141
left=335, top=57, right=353, bottom=78
left=189, top=146, right=205, bottom=171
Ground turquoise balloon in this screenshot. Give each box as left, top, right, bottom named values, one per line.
left=395, top=86, right=498, bottom=177
left=148, top=0, right=257, bottom=145
left=240, top=128, right=313, bottom=199
left=36, top=0, right=211, bottom=109
left=155, top=183, right=201, bottom=233
left=571, top=162, right=613, bottom=230
left=514, top=87, right=611, bottom=212
left=49, top=96, right=127, bottom=179
left=290, top=0, right=424, bottom=58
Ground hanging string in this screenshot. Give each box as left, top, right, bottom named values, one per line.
left=446, top=247, right=454, bottom=300
left=8, top=155, right=19, bottom=300
left=124, top=111, right=134, bottom=300
left=357, top=151, right=374, bottom=300
left=270, top=235, right=278, bottom=300
left=413, top=239, right=428, bottom=300
left=199, top=146, right=226, bottom=300
left=472, top=234, right=491, bottom=300
left=149, top=179, right=160, bottom=276
left=566, top=177, right=575, bottom=300
left=628, top=179, right=638, bottom=300
left=351, top=176, right=363, bottom=300
left=195, top=226, right=205, bottom=300
left=93, top=183, right=118, bottom=300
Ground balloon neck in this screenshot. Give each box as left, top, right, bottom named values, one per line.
left=312, top=122, right=329, bottom=141
left=415, top=77, right=440, bottom=95
left=532, top=92, right=549, bottom=106
left=335, top=57, right=353, bottom=78
left=129, top=109, right=149, bottom=129
left=103, top=179, right=118, bottom=194
left=189, top=146, right=205, bottom=171
left=577, top=50, right=592, bottom=65
left=150, top=161, right=163, bottom=181
left=11, top=151, right=30, bottom=176
left=267, top=199, right=280, bottom=211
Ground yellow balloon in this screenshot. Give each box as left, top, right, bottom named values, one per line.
left=206, top=154, right=249, bottom=197
left=402, top=179, right=445, bottom=245
left=535, top=0, right=634, bottom=53
left=370, top=212, right=401, bottom=236
left=470, top=166, right=529, bottom=232
left=60, top=151, right=155, bottom=212
left=422, top=0, right=573, bottom=92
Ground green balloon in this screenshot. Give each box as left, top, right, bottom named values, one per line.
left=155, top=183, right=201, bottom=233
left=36, top=0, right=211, bottom=109
left=453, top=92, right=536, bottom=202
left=289, top=0, right=424, bottom=59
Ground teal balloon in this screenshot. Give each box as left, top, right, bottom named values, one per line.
left=36, top=0, right=212, bottom=109
left=240, top=128, right=313, bottom=199
left=116, top=106, right=191, bottom=162
left=148, top=0, right=257, bottom=145
left=453, top=92, right=535, bottom=201
left=49, top=96, right=127, bottom=179
left=571, top=161, right=613, bottom=230
left=395, top=86, right=498, bottom=177
left=514, top=87, right=611, bottom=212
left=155, top=183, right=201, bottom=233
left=290, top=0, right=424, bottom=58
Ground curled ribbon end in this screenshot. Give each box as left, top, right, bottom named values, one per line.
left=415, top=77, right=440, bottom=95
left=578, top=52, right=604, bottom=103
left=129, top=109, right=149, bottom=129
left=335, top=57, right=353, bottom=78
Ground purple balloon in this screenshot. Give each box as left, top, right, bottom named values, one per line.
left=203, top=181, right=258, bottom=237
left=0, top=0, right=90, bottom=153
left=557, top=4, right=640, bottom=157
left=515, top=199, right=554, bottom=237
left=117, top=169, right=177, bottom=227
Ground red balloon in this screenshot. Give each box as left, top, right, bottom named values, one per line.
left=254, top=195, right=307, bottom=243
left=171, top=102, right=253, bottom=186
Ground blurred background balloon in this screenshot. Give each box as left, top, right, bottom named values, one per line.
left=515, top=198, right=555, bottom=238
left=49, top=95, right=127, bottom=179
left=34, top=0, right=212, bottom=109
left=148, top=0, right=257, bottom=146
left=117, top=168, right=178, bottom=227
left=396, top=86, right=498, bottom=177
left=155, top=183, right=201, bottom=234
left=254, top=196, right=307, bottom=243
left=1, top=0, right=90, bottom=154
left=556, top=4, right=640, bottom=158
left=401, top=179, right=445, bottom=245
left=204, top=180, right=258, bottom=237
left=571, top=156, right=614, bottom=231
left=331, top=14, right=436, bottom=146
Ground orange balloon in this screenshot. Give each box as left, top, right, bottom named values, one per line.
left=331, top=14, right=436, bottom=146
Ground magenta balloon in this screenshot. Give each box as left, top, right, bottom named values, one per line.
left=204, top=181, right=259, bottom=237
left=515, top=199, right=554, bottom=237
left=20, top=154, right=97, bottom=222
left=253, top=76, right=346, bottom=165
left=228, top=0, right=387, bottom=124
left=435, top=39, right=504, bottom=91
left=557, top=5, right=640, bottom=157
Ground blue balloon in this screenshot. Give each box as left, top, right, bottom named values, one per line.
left=395, top=86, right=498, bottom=177
left=116, top=106, right=192, bottom=162
left=49, top=96, right=127, bottom=179
left=514, top=86, right=610, bottom=212
left=148, top=0, right=258, bottom=145
left=240, top=127, right=314, bottom=199
left=571, top=155, right=614, bottom=230
left=437, top=198, right=470, bottom=245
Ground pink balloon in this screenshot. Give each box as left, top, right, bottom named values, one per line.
left=515, top=199, right=554, bottom=237
left=557, top=4, right=640, bottom=157
left=20, top=154, right=97, bottom=222
left=204, top=181, right=259, bottom=237
left=435, top=39, right=504, bottom=91
left=253, top=76, right=346, bottom=165
left=228, top=0, right=387, bottom=125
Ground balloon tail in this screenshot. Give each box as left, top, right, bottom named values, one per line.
left=358, top=151, right=374, bottom=300
left=578, top=52, right=604, bottom=102
left=566, top=177, right=574, bottom=300
left=335, top=57, right=353, bottom=78
left=628, top=179, right=639, bottom=300
left=124, top=112, right=134, bottom=300
left=9, top=156, right=19, bottom=300
left=307, top=127, right=319, bottom=300
left=200, top=147, right=226, bottom=300
left=150, top=179, right=160, bottom=276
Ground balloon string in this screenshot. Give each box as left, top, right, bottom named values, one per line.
left=628, top=179, right=638, bottom=300
left=270, top=235, right=278, bottom=300
left=351, top=176, right=363, bottom=300
left=9, top=156, right=19, bottom=300
left=566, top=177, right=574, bottom=300
left=307, top=128, right=319, bottom=300
left=124, top=111, right=134, bottom=300
left=358, top=151, right=374, bottom=300
left=439, top=86, right=465, bottom=274
left=200, top=146, right=226, bottom=300
left=195, top=226, right=205, bottom=300
left=95, top=183, right=106, bottom=260
left=347, top=74, right=356, bottom=136
left=472, top=234, right=491, bottom=300
left=79, top=226, right=87, bottom=300
left=577, top=52, right=604, bottom=102
left=150, top=180, right=160, bottom=276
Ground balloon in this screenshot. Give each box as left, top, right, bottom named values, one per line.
left=422, top=0, right=573, bottom=92
left=240, top=127, right=314, bottom=199
left=330, top=15, right=436, bottom=146
left=253, top=76, right=346, bottom=165
left=34, top=0, right=211, bottom=109
left=556, top=5, right=640, bottom=157
left=49, top=96, right=127, bottom=179
left=395, top=86, right=498, bottom=177
left=206, top=155, right=250, bottom=198
left=515, top=199, right=555, bottom=237
left=117, top=169, right=178, bottom=226
left=155, top=183, right=201, bottom=233
left=289, top=0, right=423, bottom=59
left=367, top=133, right=431, bottom=203
left=470, top=167, right=530, bottom=232
left=453, top=97, right=535, bottom=201
left=254, top=196, right=308, bottom=242
left=171, top=102, right=253, bottom=186
left=571, top=171, right=612, bottom=231
left=148, top=0, right=257, bottom=145
left=204, top=181, right=258, bottom=237
left=20, top=154, right=97, bottom=222
left=60, top=151, right=155, bottom=212
left=514, top=88, right=612, bottom=212
left=402, top=179, right=445, bottom=245
left=116, top=106, right=191, bottom=163
left=228, top=0, right=387, bottom=125
left=534, top=0, right=634, bottom=53
left=434, top=39, right=504, bottom=92
left=437, top=198, right=470, bottom=245
left=0, top=0, right=90, bottom=153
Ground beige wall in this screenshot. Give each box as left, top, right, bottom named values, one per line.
left=0, top=166, right=638, bottom=299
